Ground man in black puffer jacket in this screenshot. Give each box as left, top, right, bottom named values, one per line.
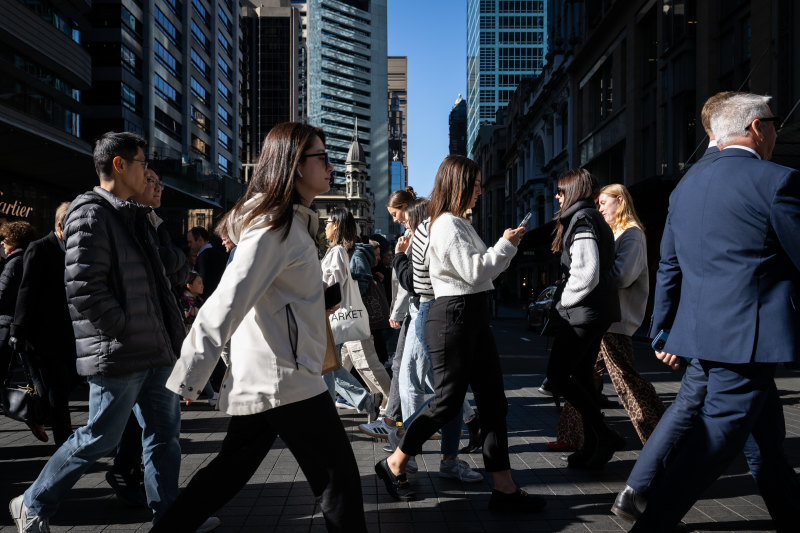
left=9, top=132, right=186, bottom=532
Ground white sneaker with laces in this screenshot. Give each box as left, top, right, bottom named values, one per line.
left=196, top=515, right=221, bottom=533
left=9, top=495, right=50, bottom=533
left=439, top=458, right=483, bottom=483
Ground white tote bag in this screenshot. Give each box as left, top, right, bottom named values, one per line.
left=328, top=275, right=370, bottom=344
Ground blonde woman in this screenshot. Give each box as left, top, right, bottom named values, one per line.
left=551, top=184, right=664, bottom=453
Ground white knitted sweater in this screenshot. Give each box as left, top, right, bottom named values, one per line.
left=428, top=213, right=517, bottom=297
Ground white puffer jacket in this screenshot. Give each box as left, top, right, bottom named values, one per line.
left=166, top=198, right=328, bottom=415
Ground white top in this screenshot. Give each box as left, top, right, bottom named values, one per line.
left=427, top=213, right=517, bottom=297
left=560, top=231, right=600, bottom=309
left=167, top=200, right=328, bottom=416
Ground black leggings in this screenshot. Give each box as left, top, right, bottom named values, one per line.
left=399, top=293, right=511, bottom=472
left=151, top=391, right=366, bottom=533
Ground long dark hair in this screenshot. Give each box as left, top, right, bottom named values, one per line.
left=229, top=122, right=326, bottom=241
left=428, top=155, right=480, bottom=228
left=551, top=168, right=599, bottom=253
left=329, top=207, right=358, bottom=257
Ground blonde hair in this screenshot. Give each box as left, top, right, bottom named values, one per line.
left=599, top=184, right=644, bottom=234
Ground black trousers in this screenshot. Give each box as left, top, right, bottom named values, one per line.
left=399, top=293, right=511, bottom=472
left=151, top=391, right=366, bottom=533
left=547, top=319, right=610, bottom=445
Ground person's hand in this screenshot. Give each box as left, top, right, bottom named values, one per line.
left=655, top=351, right=681, bottom=370
left=374, top=271, right=384, bottom=282
left=396, top=235, right=410, bottom=254
left=389, top=319, right=402, bottom=329
left=502, top=227, right=526, bottom=247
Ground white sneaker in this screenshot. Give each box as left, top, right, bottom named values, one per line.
left=406, top=456, right=418, bottom=474
left=439, top=458, right=483, bottom=483
left=359, top=418, right=393, bottom=439
left=9, top=495, right=50, bottom=533
left=196, top=515, right=221, bottom=533
left=208, top=392, right=219, bottom=409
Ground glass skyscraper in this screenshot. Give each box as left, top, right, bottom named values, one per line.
left=467, top=0, right=547, bottom=157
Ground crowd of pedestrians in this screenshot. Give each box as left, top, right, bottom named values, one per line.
left=2, top=90, right=798, bottom=532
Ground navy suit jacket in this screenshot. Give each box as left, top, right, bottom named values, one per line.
left=651, top=148, right=800, bottom=364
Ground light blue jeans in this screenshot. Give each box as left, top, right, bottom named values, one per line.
left=323, top=345, right=369, bottom=411
left=399, top=300, right=474, bottom=457
left=24, top=366, right=181, bottom=522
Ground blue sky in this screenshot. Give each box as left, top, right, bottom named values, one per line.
left=387, top=0, right=466, bottom=197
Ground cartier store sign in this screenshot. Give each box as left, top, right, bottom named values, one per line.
left=0, top=189, right=34, bottom=218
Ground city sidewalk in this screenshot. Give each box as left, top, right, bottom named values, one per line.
left=1, top=338, right=798, bottom=532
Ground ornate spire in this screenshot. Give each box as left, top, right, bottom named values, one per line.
left=346, top=116, right=366, bottom=164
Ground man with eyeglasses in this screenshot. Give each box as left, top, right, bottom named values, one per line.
left=9, top=132, right=191, bottom=532
left=626, top=94, right=800, bottom=532
left=104, top=168, right=191, bottom=510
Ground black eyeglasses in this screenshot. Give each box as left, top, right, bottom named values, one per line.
left=555, top=188, right=565, bottom=197
left=745, top=116, right=781, bottom=131
left=127, top=157, right=149, bottom=169
left=300, top=151, right=330, bottom=165
left=146, top=177, right=162, bottom=189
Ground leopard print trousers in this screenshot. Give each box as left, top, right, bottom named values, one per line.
left=556, top=332, right=665, bottom=448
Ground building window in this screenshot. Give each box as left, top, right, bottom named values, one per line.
left=479, top=90, right=494, bottom=103
left=217, top=80, right=231, bottom=104
left=218, top=6, right=232, bottom=32
left=479, top=48, right=495, bottom=69
left=154, top=74, right=180, bottom=108
left=120, top=44, right=140, bottom=76
left=192, top=0, right=209, bottom=25
left=498, top=47, right=543, bottom=71
left=162, top=0, right=181, bottom=19
left=154, top=6, right=178, bottom=45
left=217, top=104, right=230, bottom=127
left=217, top=55, right=231, bottom=81
left=192, top=135, right=209, bottom=157
left=479, top=31, right=495, bottom=45
left=191, top=77, right=208, bottom=104
left=191, top=48, right=209, bottom=79
left=154, top=40, right=179, bottom=78
left=191, top=104, right=209, bottom=132
left=121, top=82, right=140, bottom=113
left=498, top=16, right=543, bottom=29
left=218, top=154, right=231, bottom=173
left=218, top=129, right=230, bottom=150
left=154, top=106, right=181, bottom=140
left=480, top=15, right=494, bottom=29
left=218, top=31, right=232, bottom=57
left=121, top=5, right=142, bottom=38
left=191, top=20, right=208, bottom=51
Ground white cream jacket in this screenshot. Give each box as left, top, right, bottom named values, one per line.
left=166, top=200, right=328, bottom=415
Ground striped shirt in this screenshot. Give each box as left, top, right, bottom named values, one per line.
left=410, top=218, right=434, bottom=301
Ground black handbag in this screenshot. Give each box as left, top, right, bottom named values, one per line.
left=0, top=351, right=49, bottom=424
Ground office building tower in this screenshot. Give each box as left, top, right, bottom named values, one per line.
left=466, top=0, right=547, bottom=156
left=240, top=0, right=303, bottom=172
left=0, top=0, right=93, bottom=231
left=299, top=0, right=390, bottom=234
left=449, top=94, right=468, bottom=156
left=388, top=55, right=407, bottom=176
left=83, top=0, right=243, bottom=216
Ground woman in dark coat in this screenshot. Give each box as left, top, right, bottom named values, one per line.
left=0, top=221, right=42, bottom=440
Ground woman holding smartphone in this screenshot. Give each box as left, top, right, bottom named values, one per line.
left=152, top=123, right=366, bottom=532
left=547, top=169, right=621, bottom=470
left=375, top=155, right=546, bottom=512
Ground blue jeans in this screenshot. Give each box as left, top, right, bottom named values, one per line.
left=323, top=345, right=369, bottom=411
left=24, top=366, right=181, bottom=522
left=399, top=300, right=472, bottom=458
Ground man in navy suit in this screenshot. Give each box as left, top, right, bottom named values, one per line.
left=612, top=92, right=740, bottom=522
left=628, top=94, right=800, bottom=533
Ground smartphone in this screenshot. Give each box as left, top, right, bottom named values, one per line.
left=324, top=282, right=342, bottom=309
left=651, top=329, right=669, bottom=351
left=519, top=212, right=532, bottom=228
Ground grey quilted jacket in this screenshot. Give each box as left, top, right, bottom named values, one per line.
left=63, top=187, right=185, bottom=376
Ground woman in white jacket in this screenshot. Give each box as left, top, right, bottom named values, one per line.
left=374, top=155, right=546, bottom=513
left=153, top=122, right=366, bottom=532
